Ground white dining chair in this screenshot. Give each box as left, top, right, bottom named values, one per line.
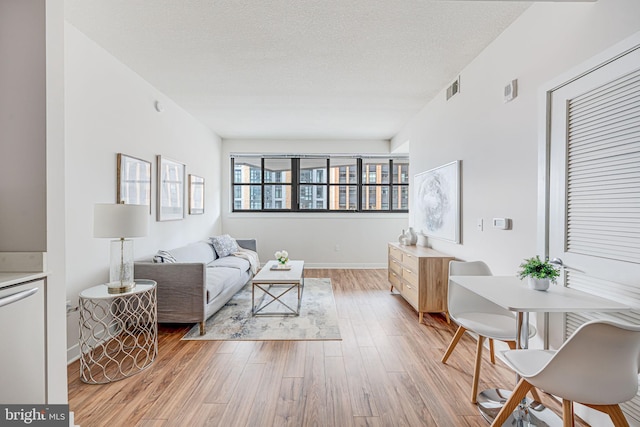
left=491, top=319, right=640, bottom=427
left=441, top=260, right=537, bottom=403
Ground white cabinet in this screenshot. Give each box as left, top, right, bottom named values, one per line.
left=0, top=277, right=46, bottom=403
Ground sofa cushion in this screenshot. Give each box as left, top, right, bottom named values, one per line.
left=205, top=266, right=242, bottom=303
left=210, top=234, right=239, bottom=257
left=208, top=255, right=250, bottom=271
left=162, top=241, right=216, bottom=264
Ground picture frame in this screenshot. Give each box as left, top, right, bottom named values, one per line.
left=156, top=155, right=185, bottom=221
left=413, top=160, right=461, bottom=243
left=117, top=153, right=152, bottom=213
left=189, top=174, right=205, bottom=215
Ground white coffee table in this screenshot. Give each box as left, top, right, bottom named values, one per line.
left=252, top=260, right=305, bottom=316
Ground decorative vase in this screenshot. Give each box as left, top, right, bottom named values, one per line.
left=398, top=229, right=408, bottom=245
left=528, top=277, right=550, bottom=291
left=405, top=227, right=418, bottom=245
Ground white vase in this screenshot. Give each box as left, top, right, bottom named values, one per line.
left=528, top=277, right=550, bottom=291
left=405, top=227, right=418, bottom=245
left=398, top=229, right=408, bottom=245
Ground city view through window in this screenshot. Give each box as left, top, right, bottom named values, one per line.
left=231, top=156, right=409, bottom=212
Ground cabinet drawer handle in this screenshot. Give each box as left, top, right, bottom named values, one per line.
left=404, top=269, right=412, bottom=274
left=391, top=272, right=397, bottom=277
left=0, top=287, right=38, bottom=308
left=406, top=284, right=412, bottom=289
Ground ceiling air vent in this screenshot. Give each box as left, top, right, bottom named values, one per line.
left=446, top=76, right=460, bottom=100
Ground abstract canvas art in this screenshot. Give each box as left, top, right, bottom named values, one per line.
left=413, top=160, right=460, bottom=243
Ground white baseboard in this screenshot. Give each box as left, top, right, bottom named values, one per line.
left=296, top=263, right=387, bottom=269
left=67, top=343, right=80, bottom=365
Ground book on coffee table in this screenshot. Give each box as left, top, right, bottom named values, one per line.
left=270, top=264, right=292, bottom=271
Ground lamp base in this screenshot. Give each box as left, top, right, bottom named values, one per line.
left=109, top=239, right=134, bottom=287
left=107, top=282, right=136, bottom=294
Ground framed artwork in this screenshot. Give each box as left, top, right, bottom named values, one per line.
left=156, top=155, right=185, bottom=221
left=413, top=160, right=461, bottom=243
left=117, top=153, right=152, bottom=213
left=189, top=174, right=205, bottom=215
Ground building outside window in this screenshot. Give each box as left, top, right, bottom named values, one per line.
left=231, top=155, right=408, bottom=213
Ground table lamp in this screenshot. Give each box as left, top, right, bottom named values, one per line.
left=93, top=203, right=149, bottom=294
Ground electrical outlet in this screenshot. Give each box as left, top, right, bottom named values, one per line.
left=66, top=300, right=78, bottom=315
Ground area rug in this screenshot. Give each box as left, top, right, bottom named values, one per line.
left=182, top=278, right=341, bottom=341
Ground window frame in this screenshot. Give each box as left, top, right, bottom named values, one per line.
left=231, top=155, right=409, bottom=213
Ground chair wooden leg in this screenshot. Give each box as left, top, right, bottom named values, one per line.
left=441, top=326, right=466, bottom=363
left=562, top=399, right=574, bottom=427
left=471, top=336, right=485, bottom=403
left=506, top=340, right=516, bottom=350
left=199, top=321, right=206, bottom=335
left=605, top=405, right=630, bottom=427
left=489, top=338, right=495, bottom=364
left=490, top=378, right=533, bottom=426
left=584, top=404, right=629, bottom=427
left=529, top=387, right=542, bottom=403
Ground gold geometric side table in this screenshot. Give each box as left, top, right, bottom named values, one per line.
left=79, top=279, right=157, bottom=384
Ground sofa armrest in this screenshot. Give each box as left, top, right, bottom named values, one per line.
left=236, top=238, right=257, bottom=252
left=134, top=262, right=206, bottom=323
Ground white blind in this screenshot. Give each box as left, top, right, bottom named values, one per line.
left=565, top=67, right=640, bottom=421
left=566, top=67, right=640, bottom=263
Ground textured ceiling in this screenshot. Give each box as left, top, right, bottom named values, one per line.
left=65, top=0, right=531, bottom=140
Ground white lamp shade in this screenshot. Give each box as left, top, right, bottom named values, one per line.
left=93, top=203, right=149, bottom=238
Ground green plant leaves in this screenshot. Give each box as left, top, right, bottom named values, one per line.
left=517, top=255, right=560, bottom=283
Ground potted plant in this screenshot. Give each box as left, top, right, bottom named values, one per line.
left=517, top=255, right=559, bottom=291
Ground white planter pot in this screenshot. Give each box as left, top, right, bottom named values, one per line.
left=528, top=277, right=550, bottom=291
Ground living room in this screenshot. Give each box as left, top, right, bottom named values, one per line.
left=2, top=0, right=640, bottom=426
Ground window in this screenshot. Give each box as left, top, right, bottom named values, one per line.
left=231, top=155, right=409, bottom=213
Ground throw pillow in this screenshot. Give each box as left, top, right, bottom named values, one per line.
left=153, top=250, right=177, bottom=263
left=210, top=234, right=239, bottom=258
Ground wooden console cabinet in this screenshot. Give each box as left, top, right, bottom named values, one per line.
left=388, top=242, right=454, bottom=323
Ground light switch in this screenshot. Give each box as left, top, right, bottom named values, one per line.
left=477, top=218, right=483, bottom=231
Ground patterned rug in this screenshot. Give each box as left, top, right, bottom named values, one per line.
left=182, top=278, right=341, bottom=341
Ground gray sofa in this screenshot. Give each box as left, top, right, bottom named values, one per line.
left=135, top=239, right=257, bottom=335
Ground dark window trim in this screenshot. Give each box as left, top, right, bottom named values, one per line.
left=231, top=155, right=408, bottom=213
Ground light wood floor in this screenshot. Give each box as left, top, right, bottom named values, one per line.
left=68, top=269, right=578, bottom=427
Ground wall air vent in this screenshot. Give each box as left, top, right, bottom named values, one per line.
left=446, top=76, right=460, bottom=100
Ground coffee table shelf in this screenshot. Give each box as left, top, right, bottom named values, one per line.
left=252, top=260, right=304, bottom=316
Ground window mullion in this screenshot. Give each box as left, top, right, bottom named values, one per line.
left=388, top=159, right=393, bottom=212
left=357, top=158, right=363, bottom=212
left=292, top=158, right=299, bottom=211
left=325, top=158, right=330, bottom=212
left=260, top=158, right=265, bottom=210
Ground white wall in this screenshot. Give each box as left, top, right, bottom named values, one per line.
left=64, top=23, right=223, bottom=360
left=221, top=139, right=408, bottom=267
left=394, top=0, right=640, bottom=274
